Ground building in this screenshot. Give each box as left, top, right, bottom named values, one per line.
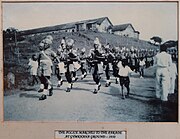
left=19, top=17, right=113, bottom=36
left=74, top=17, right=113, bottom=32
left=18, top=17, right=140, bottom=39
left=108, top=23, right=140, bottom=39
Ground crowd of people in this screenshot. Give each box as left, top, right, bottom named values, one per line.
left=28, top=35, right=177, bottom=101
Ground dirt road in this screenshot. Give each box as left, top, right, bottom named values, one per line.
left=4, top=71, right=178, bottom=122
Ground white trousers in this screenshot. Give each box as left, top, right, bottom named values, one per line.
left=156, top=68, right=170, bottom=101
left=169, top=75, right=176, bottom=94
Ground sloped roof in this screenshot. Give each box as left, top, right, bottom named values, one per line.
left=110, top=23, right=139, bottom=34
left=19, top=17, right=113, bottom=36
left=111, top=24, right=132, bottom=32
left=75, top=17, right=113, bottom=25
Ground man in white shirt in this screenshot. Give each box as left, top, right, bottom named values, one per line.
left=154, top=43, right=172, bottom=101
left=139, top=57, right=146, bottom=78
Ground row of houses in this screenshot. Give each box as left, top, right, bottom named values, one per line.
left=19, top=17, right=140, bottom=39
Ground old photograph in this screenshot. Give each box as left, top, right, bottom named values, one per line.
left=3, top=2, right=178, bottom=122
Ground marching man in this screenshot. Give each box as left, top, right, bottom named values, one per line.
left=38, top=35, right=60, bottom=100
left=89, top=37, right=105, bottom=94
left=79, top=47, right=88, bottom=80
left=104, top=43, right=115, bottom=87
left=65, top=38, right=79, bottom=92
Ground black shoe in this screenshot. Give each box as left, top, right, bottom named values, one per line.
left=57, top=80, right=63, bottom=87
left=122, top=95, right=125, bottom=99
left=49, top=87, right=53, bottom=96
left=105, top=83, right=109, bottom=87
left=66, top=88, right=71, bottom=92
left=60, top=80, right=64, bottom=85
left=93, top=89, right=98, bottom=94
left=81, top=75, right=84, bottom=80
left=115, top=79, right=118, bottom=84
left=74, top=77, right=78, bottom=82
left=38, top=89, right=44, bottom=93
left=39, top=95, right=47, bottom=100
left=84, top=73, right=87, bottom=78
left=71, top=84, right=73, bottom=89
left=125, top=94, right=129, bottom=98
left=98, top=84, right=101, bottom=90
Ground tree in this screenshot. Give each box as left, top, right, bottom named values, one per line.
left=6, top=27, right=18, bottom=34
left=163, top=40, right=178, bottom=48
left=4, top=27, right=19, bottom=43
left=150, top=36, right=162, bottom=45
left=5, top=27, right=21, bottom=63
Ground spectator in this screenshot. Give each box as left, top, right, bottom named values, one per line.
left=169, top=61, right=177, bottom=94
left=154, top=43, right=172, bottom=102
left=28, top=54, right=39, bottom=86
left=139, top=57, right=146, bottom=78
left=118, top=59, right=133, bottom=99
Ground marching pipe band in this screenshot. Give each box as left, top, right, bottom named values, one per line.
left=33, top=35, right=158, bottom=100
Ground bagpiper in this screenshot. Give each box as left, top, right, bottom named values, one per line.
left=65, top=38, right=79, bottom=92
left=79, top=47, right=88, bottom=80
left=37, top=35, right=60, bottom=100
left=89, top=37, right=105, bottom=94
left=56, top=44, right=67, bottom=87
left=104, top=43, right=115, bottom=87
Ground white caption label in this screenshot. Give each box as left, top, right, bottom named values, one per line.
left=55, top=130, right=126, bottom=139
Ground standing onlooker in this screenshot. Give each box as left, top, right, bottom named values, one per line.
left=28, top=54, right=39, bottom=86
left=139, top=57, right=146, bottom=78
left=169, top=61, right=177, bottom=94
left=154, top=43, right=172, bottom=102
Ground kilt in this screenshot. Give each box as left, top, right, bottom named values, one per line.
left=30, top=68, right=38, bottom=76
left=38, top=60, right=52, bottom=76
left=69, top=64, right=75, bottom=72
left=73, top=62, right=81, bottom=71
left=58, top=62, right=66, bottom=74
left=98, top=62, right=104, bottom=74
left=108, top=63, right=113, bottom=71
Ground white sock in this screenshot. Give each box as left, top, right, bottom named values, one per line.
left=42, top=89, right=48, bottom=95
left=40, top=84, right=44, bottom=89
left=68, top=83, right=71, bottom=88
left=48, top=85, right=51, bottom=89
left=95, top=84, right=98, bottom=90
left=106, top=80, right=110, bottom=84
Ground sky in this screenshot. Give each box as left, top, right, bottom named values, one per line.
left=2, top=2, right=178, bottom=41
